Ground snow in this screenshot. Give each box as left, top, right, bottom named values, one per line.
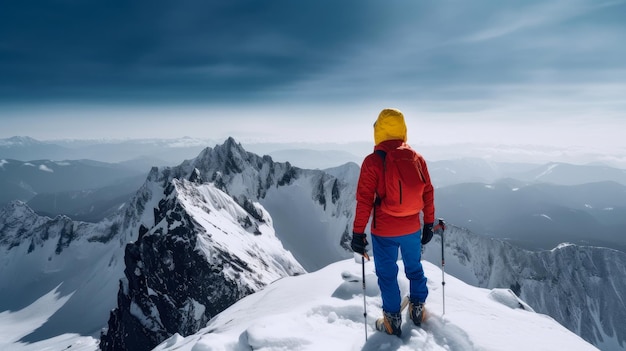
left=553, top=243, right=575, bottom=251
left=38, top=164, right=53, bottom=172
left=0, top=284, right=98, bottom=351
left=173, top=178, right=303, bottom=287
left=535, top=163, right=559, bottom=179
left=536, top=213, right=553, bottom=221
left=0, top=284, right=72, bottom=345
left=152, top=258, right=597, bottom=351
left=130, top=301, right=165, bottom=331
left=190, top=299, right=206, bottom=321
left=0, top=255, right=597, bottom=351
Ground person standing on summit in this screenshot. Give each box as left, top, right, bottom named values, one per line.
left=351, top=108, right=435, bottom=337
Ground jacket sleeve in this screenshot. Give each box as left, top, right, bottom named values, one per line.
left=353, top=155, right=378, bottom=234
left=420, top=157, right=435, bottom=224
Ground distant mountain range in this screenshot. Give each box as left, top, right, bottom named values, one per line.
left=4, top=136, right=626, bottom=247
left=25, top=173, right=148, bottom=222
left=0, top=136, right=213, bottom=165
left=0, top=158, right=148, bottom=222
left=436, top=179, right=626, bottom=252
left=428, top=158, right=626, bottom=187
left=1, top=137, right=625, bottom=350
left=4, top=136, right=626, bottom=185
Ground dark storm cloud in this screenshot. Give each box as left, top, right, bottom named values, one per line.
left=1, top=0, right=625, bottom=104
left=0, top=0, right=399, bottom=101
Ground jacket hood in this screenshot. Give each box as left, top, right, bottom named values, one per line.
left=374, top=108, right=407, bottom=146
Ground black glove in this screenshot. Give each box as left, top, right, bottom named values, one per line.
left=351, top=232, right=368, bottom=255
left=421, top=223, right=434, bottom=245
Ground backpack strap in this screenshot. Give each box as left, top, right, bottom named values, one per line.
left=374, top=149, right=386, bottom=162
left=372, top=150, right=386, bottom=229
left=374, top=149, right=387, bottom=199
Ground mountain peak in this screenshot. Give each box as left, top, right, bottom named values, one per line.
left=0, top=200, right=37, bottom=222
left=218, top=136, right=247, bottom=157
left=192, top=137, right=269, bottom=183
left=0, top=136, right=42, bottom=146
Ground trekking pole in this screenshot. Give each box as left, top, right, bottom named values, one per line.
left=434, top=218, right=447, bottom=316
left=361, top=255, right=368, bottom=341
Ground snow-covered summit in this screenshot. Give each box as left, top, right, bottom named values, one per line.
left=153, top=258, right=598, bottom=351
left=0, top=136, right=43, bottom=147
left=143, top=137, right=360, bottom=271
left=100, top=146, right=307, bottom=350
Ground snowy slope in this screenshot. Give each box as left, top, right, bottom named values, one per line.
left=152, top=258, right=597, bottom=351
left=0, top=201, right=128, bottom=341
left=0, top=159, right=184, bottom=344
left=0, top=258, right=599, bottom=351
left=421, top=225, right=626, bottom=351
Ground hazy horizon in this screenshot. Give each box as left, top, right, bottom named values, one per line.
left=2, top=1, right=625, bottom=166
left=3, top=134, right=626, bottom=170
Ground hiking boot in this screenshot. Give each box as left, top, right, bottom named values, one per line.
left=375, top=311, right=402, bottom=337
left=408, top=301, right=425, bottom=326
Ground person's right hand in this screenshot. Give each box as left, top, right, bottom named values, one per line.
left=351, top=232, right=368, bottom=256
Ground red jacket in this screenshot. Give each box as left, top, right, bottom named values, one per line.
left=353, top=140, right=435, bottom=236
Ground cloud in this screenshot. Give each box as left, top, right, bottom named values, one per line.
left=462, top=0, right=580, bottom=43
left=1, top=0, right=625, bottom=150
left=0, top=0, right=402, bottom=102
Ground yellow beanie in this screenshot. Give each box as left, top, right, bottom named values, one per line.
left=374, top=108, right=407, bottom=145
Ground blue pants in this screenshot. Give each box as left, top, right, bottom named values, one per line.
left=372, top=230, right=428, bottom=313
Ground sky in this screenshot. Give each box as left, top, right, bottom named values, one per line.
left=1, top=0, right=626, bottom=153
left=0, top=258, right=599, bottom=350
